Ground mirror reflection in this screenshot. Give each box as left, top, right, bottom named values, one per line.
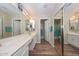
left=25, top=19, right=35, bottom=31
left=0, top=9, right=13, bottom=38
left=54, top=8, right=63, bottom=55
left=0, top=3, right=34, bottom=39
left=69, top=12, right=79, bottom=31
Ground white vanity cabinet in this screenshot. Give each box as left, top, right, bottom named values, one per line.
left=68, top=32, right=79, bottom=49
left=29, top=34, right=37, bottom=50
left=12, top=32, right=37, bottom=56
left=12, top=43, right=29, bottom=56
left=68, top=34, right=75, bottom=44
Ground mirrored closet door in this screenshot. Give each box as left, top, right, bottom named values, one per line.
left=54, top=8, right=64, bottom=56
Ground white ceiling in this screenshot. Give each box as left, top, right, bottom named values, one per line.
left=23, top=3, right=61, bottom=17
left=0, top=3, right=63, bottom=17
left=0, top=3, right=21, bottom=16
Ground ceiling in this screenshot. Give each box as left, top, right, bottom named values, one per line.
left=23, top=3, right=61, bottom=17
left=0, top=3, right=63, bottom=18
left=0, top=3, right=21, bottom=16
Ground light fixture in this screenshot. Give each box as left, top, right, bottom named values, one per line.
left=70, top=16, right=75, bottom=20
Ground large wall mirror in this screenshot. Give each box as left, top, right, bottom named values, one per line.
left=0, top=3, right=27, bottom=39
left=0, top=13, right=12, bottom=39
left=54, top=8, right=63, bottom=55
left=69, top=12, right=79, bottom=32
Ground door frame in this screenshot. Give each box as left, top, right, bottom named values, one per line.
left=0, top=16, right=3, bottom=39
left=40, top=19, right=47, bottom=42
left=12, top=19, right=21, bottom=36
left=54, top=7, right=64, bottom=56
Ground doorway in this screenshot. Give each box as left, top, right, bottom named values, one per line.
left=54, top=19, right=62, bottom=55
left=54, top=8, right=64, bottom=56
left=13, top=20, right=21, bottom=36
left=40, top=19, right=47, bottom=43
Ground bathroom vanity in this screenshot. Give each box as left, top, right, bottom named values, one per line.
left=67, top=31, right=79, bottom=49
left=0, top=31, right=37, bottom=56
left=67, top=12, right=79, bottom=49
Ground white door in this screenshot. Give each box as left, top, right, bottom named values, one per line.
left=0, top=18, right=3, bottom=39
left=13, top=20, right=21, bottom=36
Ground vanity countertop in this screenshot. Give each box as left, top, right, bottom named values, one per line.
left=0, top=31, right=37, bottom=56
left=68, top=31, right=79, bottom=35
